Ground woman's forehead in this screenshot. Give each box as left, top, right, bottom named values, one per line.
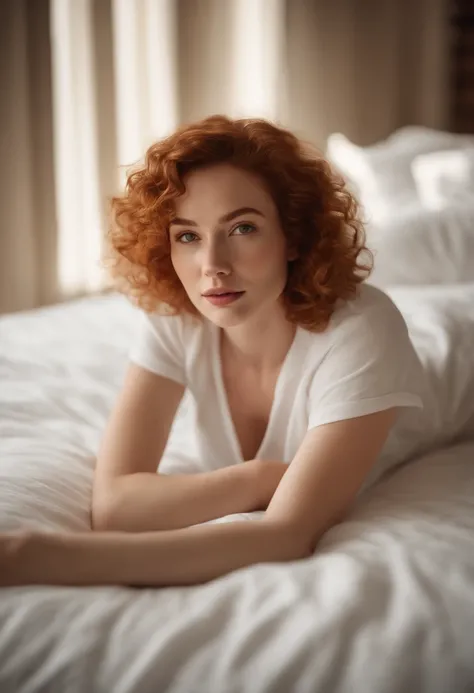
left=174, top=164, right=276, bottom=219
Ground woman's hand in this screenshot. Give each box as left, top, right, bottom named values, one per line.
left=244, top=459, right=289, bottom=510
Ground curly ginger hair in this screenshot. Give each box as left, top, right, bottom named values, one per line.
left=106, top=114, right=373, bottom=332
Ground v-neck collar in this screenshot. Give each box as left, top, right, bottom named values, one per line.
left=211, top=322, right=302, bottom=463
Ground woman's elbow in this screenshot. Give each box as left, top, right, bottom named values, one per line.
left=263, top=519, right=315, bottom=561
left=90, top=486, right=117, bottom=531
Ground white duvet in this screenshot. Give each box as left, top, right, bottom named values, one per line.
left=1, top=284, right=474, bottom=693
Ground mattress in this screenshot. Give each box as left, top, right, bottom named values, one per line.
left=1, top=288, right=474, bottom=693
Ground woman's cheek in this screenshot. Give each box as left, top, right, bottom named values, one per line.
left=245, top=241, right=286, bottom=278
left=241, top=240, right=271, bottom=267
left=171, top=248, right=195, bottom=281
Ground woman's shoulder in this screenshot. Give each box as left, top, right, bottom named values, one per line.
left=327, top=283, right=407, bottom=338
left=143, top=305, right=203, bottom=341
left=132, top=305, right=206, bottom=365
left=303, top=282, right=425, bottom=426
left=297, top=283, right=412, bottom=372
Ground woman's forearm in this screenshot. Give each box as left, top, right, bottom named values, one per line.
left=92, top=464, right=258, bottom=533
left=5, top=519, right=308, bottom=587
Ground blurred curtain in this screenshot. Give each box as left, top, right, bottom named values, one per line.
left=0, top=0, right=450, bottom=314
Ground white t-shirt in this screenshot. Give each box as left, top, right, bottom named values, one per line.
left=129, top=283, right=426, bottom=492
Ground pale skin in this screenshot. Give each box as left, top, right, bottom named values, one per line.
left=0, top=163, right=398, bottom=587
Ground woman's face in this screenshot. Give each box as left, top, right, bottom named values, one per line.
left=169, top=163, right=292, bottom=328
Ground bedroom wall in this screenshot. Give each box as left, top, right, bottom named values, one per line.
left=283, top=0, right=451, bottom=148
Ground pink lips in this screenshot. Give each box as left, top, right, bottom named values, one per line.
left=204, top=291, right=245, bottom=306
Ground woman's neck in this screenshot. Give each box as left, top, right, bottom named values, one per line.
left=220, top=306, right=297, bottom=374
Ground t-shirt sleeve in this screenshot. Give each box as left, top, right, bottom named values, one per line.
left=128, top=309, right=187, bottom=385
left=307, top=292, right=425, bottom=430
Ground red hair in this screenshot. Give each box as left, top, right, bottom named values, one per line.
left=106, top=114, right=372, bottom=331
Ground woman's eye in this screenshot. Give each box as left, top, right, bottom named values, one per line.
left=232, top=223, right=256, bottom=236
left=177, top=232, right=197, bottom=244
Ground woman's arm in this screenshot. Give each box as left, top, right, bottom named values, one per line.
left=2, top=519, right=308, bottom=587
left=93, top=364, right=285, bottom=531
left=1, top=410, right=398, bottom=588
left=95, top=464, right=264, bottom=532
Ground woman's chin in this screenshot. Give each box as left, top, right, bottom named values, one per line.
left=198, top=299, right=251, bottom=328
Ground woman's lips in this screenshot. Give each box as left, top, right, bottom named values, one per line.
left=203, top=291, right=245, bottom=306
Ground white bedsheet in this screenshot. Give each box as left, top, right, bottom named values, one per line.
left=1, top=290, right=474, bottom=693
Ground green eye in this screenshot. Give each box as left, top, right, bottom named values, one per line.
left=232, top=223, right=256, bottom=235
left=177, top=232, right=197, bottom=244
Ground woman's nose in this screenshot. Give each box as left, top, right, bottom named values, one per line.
left=201, top=241, right=232, bottom=277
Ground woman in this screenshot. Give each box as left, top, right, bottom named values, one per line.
left=1, top=115, right=424, bottom=587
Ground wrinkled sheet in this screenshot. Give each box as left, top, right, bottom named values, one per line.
left=1, top=290, right=474, bottom=693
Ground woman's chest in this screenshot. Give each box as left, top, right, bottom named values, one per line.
left=221, top=367, right=277, bottom=461
left=187, top=324, right=313, bottom=467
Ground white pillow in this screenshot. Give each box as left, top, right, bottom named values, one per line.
left=383, top=125, right=474, bottom=151
left=325, top=133, right=383, bottom=221
left=384, top=283, right=474, bottom=462
left=326, top=127, right=474, bottom=223
left=412, top=148, right=474, bottom=211
left=367, top=201, right=474, bottom=288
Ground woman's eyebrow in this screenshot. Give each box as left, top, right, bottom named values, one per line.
left=169, top=206, right=265, bottom=227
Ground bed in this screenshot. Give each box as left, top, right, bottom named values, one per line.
left=1, top=128, right=474, bottom=693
